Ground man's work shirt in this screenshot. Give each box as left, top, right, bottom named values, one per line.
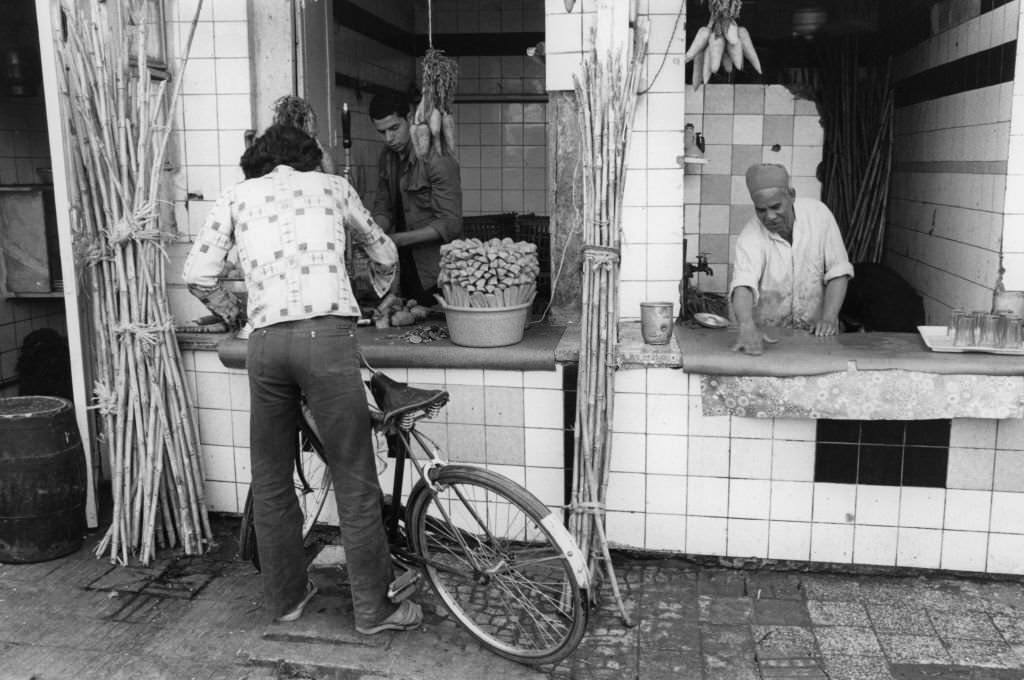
left=183, top=165, right=397, bottom=329
left=371, top=146, right=462, bottom=291
left=729, top=197, right=854, bottom=330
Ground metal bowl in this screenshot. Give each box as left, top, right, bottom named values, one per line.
left=693, top=312, right=729, bottom=329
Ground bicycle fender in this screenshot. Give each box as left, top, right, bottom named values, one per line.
left=540, top=515, right=591, bottom=590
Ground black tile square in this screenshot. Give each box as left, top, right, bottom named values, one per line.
left=861, top=421, right=906, bottom=445
left=902, top=446, right=948, bottom=488
left=817, top=419, right=860, bottom=444
left=858, top=444, right=903, bottom=486
left=905, top=420, right=950, bottom=446
left=815, top=442, right=859, bottom=484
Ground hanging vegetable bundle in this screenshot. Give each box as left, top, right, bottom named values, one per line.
left=411, top=48, right=459, bottom=158
left=686, top=0, right=761, bottom=88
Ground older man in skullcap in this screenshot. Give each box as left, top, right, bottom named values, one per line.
left=729, top=163, right=854, bottom=356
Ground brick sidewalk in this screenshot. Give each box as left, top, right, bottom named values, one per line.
left=2, top=517, right=1024, bottom=679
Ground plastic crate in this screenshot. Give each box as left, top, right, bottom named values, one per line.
left=461, top=213, right=516, bottom=242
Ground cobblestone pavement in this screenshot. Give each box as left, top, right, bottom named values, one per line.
left=3, top=517, right=1024, bottom=679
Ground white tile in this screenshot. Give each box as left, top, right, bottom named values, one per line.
left=990, top=492, right=1024, bottom=533
left=773, top=418, right=817, bottom=441
left=407, top=368, right=446, bottom=385
left=646, top=434, right=687, bottom=475
left=200, top=444, right=235, bottom=482
left=647, top=394, right=688, bottom=436
left=770, top=481, right=814, bottom=522
left=646, top=474, right=686, bottom=514
left=997, top=417, right=1024, bottom=450
left=523, top=367, right=562, bottom=389
left=899, top=487, right=946, bottom=529
left=686, top=515, right=727, bottom=555
left=944, top=489, right=992, bottom=531
left=194, top=371, right=232, bottom=409
left=646, top=93, right=685, bottom=131
left=731, top=416, right=773, bottom=439
left=769, top=521, right=811, bottom=561
left=645, top=513, right=686, bottom=552
left=228, top=373, right=249, bottom=411
left=234, top=447, right=250, bottom=484
left=525, top=466, right=564, bottom=507
left=606, top=511, right=645, bottom=549
left=772, top=440, right=815, bottom=481
left=614, top=368, right=646, bottom=393
left=946, top=447, right=995, bottom=490
left=812, top=483, right=856, bottom=524
left=793, top=115, right=824, bottom=146
left=197, top=408, right=233, bottom=446
left=610, top=433, right=647, bottom=473
left=204, top=480, right=239, bottom=514
left=445, top=368, right=485, bottom=385
left=612, top=392, right=646, bottom=434
left=733, top=115, right=764, bottom=145
left=193, top=351, right=229, bottom=373
left=689, top=399, right=730, bottom=436
left=764, top=86, right=795, bottom=115
left=854, top=525, right=898, bottom=566
left=212, top=22, right=249, bottom=59
left=987, top=533, right=1024, bottom=575
left=483, top=370, right=523, bottom=387
left=729, top=437, right=772, bottom=479
left=523, top=388, right=564, bottom=429
left=728, top=519, right=769, bottom=558
left=810, top=523, right=854, bottom=563
left=231, top=411, right=249, bottom=448
left=897, top=528, right=943, bottom=569
left=687, top=475, right=728, bottom=516
left=687, top=436, right=730, bottom=476
left=941, top=531, right=989, bottom=572
left=728, top=479, right=771, bottom=520
left=646, top=368, right=687, bottom=394
left=855, top=486, right=900, bottom=527
left=606, top=472, right=646, bottom=512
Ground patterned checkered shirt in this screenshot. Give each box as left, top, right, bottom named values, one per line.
left=183, top=165, right=397, bottom=329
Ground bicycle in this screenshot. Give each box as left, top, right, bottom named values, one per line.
left=238, top=368, right=591, bottom=665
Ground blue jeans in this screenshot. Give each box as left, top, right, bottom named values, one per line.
left=247, top=316, right=394, bottom=626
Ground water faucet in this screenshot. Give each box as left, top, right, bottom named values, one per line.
left=678, top=239, right=714, bottom=321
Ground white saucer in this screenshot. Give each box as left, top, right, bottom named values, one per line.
left=693, top=312, right=729, bottom=329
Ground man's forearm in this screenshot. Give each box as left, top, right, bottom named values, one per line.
left=821, top=276, right=849, bottom=320
left=392, top=225, right=441, bottom=248
left=731, top=286, right=758, bottom=327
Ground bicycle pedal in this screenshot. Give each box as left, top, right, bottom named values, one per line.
left=387, top=569, right=421, bottom=602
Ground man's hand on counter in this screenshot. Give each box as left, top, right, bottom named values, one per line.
left=810, top=315, right=840, bottom=337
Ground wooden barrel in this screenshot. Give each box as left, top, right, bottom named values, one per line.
left=0, top=396, right=86, bottom=563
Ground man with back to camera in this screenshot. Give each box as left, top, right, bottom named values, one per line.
left=368, top=91, right=462, bottom=308
left=729, top=163, right=854, bottom=356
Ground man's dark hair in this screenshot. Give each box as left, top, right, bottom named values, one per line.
left=240, top=124, right=323, bottom=179
left=369, top=91, right=411, bottom=121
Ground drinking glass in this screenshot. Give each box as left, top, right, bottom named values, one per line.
left=948, top=308, right=964, bottom=337
left=979, top=314, right=1000, bottom=347
left=953, top=313, right=975, bottom=347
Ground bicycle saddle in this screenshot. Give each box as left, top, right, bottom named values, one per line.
left=368, top=371, right=449, bottom=429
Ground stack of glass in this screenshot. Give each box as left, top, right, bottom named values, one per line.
left=949, top=308, right=1022, bottom=349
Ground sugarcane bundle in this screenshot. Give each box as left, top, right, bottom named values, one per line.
left=686, top=0, right=761, bottom=88
left=56, top=0, right=211, bottom=565
left=437, top=237, right=539, bottom=308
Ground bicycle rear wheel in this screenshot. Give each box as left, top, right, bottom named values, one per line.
left=238, top=427, right=332, bottom=570
left=406, top=465, right=589, bottom=665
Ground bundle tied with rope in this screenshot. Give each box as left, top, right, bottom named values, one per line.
left=57, top=0, right=212, bottom=565
left=411, top=0, right=459, bottom=158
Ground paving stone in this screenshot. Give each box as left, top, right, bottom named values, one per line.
left=945, top=638, right=1022, bottom=668
left=758, top=657, right=829, bottom=679
left=877, top=633, right=952, bottom=664
left=700, top=623, right=755, bottom=655
left=746, top=572, right=806, bottom=600
left=698, top=569, right=748, bottom=597
left=753, top=625, right=818, bottom=659
left=800, top=575, right=862, bottom=602
left=993, top=612, right=1024, bottom=644
left=866, top=603, right=936, bottom=636
left=822, top=654, right=895, bottom=680
left=753, top=598, right=812, bottom=626
left=814, top=626, right=882, bottom=656
left=890, top=664, right=1024, bottom=679
left=637, top=651, right=702, bottom=680
left=929, top=610, right=1002, bottom=641
left=698, top=595, right=753, bottom=624
left=807, top=600, right=870, bottom=627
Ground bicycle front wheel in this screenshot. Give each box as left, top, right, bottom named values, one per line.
left=406, top=465, right=589, bottom=665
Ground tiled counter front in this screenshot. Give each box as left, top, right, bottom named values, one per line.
left=607, top=367, right=1024, bottom=576
left=181, top=349, right=570, bottom=525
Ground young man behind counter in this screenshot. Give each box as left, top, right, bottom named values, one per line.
left=369, top=91, right=463, bottom=307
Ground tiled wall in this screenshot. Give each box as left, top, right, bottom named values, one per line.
left=682, top=84, right=824, bottom=297
left=0, top=98, right=50, bottom=185
left=888, top=0, right=1019, bottom=322
left=182, top=349, right=569, bottom=523
left=163, top=0, right=254, bottom=326
left=1003, top=1, right=1024, bottom=294
left=607, top=367, right=1024, bottom=575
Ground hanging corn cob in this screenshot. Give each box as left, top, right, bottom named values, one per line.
left=686, top=0, right=762, bottom=89
left=412, top=0, right=459, bottom=158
